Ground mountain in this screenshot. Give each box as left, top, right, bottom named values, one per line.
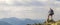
left=0, top=17, right=45, bottom=25
left=0, top=21, right=12, bottom=25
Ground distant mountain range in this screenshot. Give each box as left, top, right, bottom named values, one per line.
left=0, top=21, right=12, bottom=25
left=0, top=17, right=45, bottom=25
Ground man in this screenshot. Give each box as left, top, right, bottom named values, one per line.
left=48, top=8, right=54, bottom=19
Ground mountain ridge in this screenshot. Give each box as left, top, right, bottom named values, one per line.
left=0, top=17, right=45, bottom=25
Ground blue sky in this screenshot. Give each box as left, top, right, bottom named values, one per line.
left=0, top=0, right=60, bottom=20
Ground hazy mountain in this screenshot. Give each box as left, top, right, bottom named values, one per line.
left=0, top=17, right=45, bottom=25
left=0, top=21, right=12, bottom=25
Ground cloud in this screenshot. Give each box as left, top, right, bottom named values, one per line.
left=0, top=0, right=56, bottom=7
left=0, top=6, right=48, bottom=19
left=0, top=0, right=60, bottom=20
left=56, top=0, right=60, bottom=1
left=0, top=0, right=48, bottom=6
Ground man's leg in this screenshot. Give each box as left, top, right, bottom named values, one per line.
left=51, top=15, right=53, bottom=19
left=48, top=14, right=50, bottom=21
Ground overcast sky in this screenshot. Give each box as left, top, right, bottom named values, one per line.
left=0, top=0, right=60, bottom=20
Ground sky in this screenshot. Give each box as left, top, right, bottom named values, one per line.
left=0, top=0, right=60, bottom=20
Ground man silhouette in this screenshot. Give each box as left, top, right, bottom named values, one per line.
left=48, top=8, right=54, bottom=19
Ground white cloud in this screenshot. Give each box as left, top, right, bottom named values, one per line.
left=37, top=0, right=48, bottom=2
left=0, top=0, right=48, bottom=6
left=0, top=6, right=48, bottom=19
left=0, top=0, right=60, bottom=20
left=5, top=0, right=14, bottom=5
